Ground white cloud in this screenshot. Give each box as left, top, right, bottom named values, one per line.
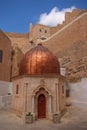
left=38, top=6, right=76, bottom=26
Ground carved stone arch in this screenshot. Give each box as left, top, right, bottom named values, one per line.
left=32, top=84, right=53, bottom=119
left=32, top=85, right=52, bottom=96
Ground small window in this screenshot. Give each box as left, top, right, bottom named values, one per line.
left=17, top=63, right=20, bottom=68
left=62, top=85, right=64, bottom=94
left=66, top=89, right=70, bottom=97
left=16, top=84, right=19, bottom=94
left=0, top=50, right=3, bottom=63
left=45, top=30, right=47, bottom=33
left=39, top=29, right=42, bottom=32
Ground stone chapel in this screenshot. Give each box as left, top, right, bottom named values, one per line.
left=11, top=43, right=66, bottom=120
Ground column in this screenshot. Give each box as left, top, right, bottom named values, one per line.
left=55, top=83, right=60, bottom=113
left=32, top=95, right=35, bottom=113
left=25, top=83, right=28, bottom=112
left=49, top=95, right=52, bottom=113
left=55, top=83, right=58, bottom=112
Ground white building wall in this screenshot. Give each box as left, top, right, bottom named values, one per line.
left=0, top=81, right=13, bottom=109
left=69, top=78, right=87, bottom=110
left=0, top=81, right=13, bottom=96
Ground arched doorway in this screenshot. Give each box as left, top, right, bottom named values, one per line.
left=38, top=94, right=46, bottom=118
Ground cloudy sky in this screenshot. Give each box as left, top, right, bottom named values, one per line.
left=38, top=6, right=76, bottom=26
left=0, top=0, right=87, bottom=33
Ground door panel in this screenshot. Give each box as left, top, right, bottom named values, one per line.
left=38, top=94, right=46, bottom=118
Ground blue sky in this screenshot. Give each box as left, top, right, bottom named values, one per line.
left=0, top=0, right=87, bottom=33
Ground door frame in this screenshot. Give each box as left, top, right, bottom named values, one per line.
left=33, top=86, right=52, bottom=119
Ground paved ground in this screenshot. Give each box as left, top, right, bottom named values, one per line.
left=0, top=106, right=87, bottom=130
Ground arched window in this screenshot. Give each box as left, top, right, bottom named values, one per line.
left=39, top=29, right=42, bottom=32
left=62, top=85, right=64, bottom=94
left=66, top=89, right=70, bottom=97
left=16, top=84, right=19, bottom=94
left=45, top=30, right=47, bottom=33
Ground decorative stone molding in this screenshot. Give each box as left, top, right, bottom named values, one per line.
left=40, top=79, right=45, bottom=85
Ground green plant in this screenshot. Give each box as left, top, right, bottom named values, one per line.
left=53, top=113, right=61, bottom=123
left=25, top=112, right=33, bottom=123
left=26, top=112, right=33, bottom=116
left=54, top=113, right=58, bottom=116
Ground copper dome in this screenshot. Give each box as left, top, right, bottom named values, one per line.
left=19, top=44, right=60, bottom=75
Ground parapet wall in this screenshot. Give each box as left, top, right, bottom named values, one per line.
left=50, top=9, right=87, bottom=35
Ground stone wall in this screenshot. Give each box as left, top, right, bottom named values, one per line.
left=11, top=75, right=66, bottom=118
left=0, top=30, right=11, bottom=82
left=4, top=9, right=87, bottom=82
left=43, top=11, right=87, bottom=82
left=29, top=24, right=51, bottom=44
left=0, top=95, right=12, bottom=109
left=0, top=81, right=13, bottom=109
left=6, top=32, right=29, bottom=53
left=11, top=44, right=24, bottom=77
left=0, top=81, right=12, bottom=96
left=69, top=78, right=87, bottom=110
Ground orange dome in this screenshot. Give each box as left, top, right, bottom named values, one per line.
left=19, top=44, right=60, bottom=75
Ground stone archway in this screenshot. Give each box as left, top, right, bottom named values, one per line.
left=38, top=94, right=46, bottom=118
left=35, top=87, right=48, bottom=119
left=32, top=86, right=52, bottom=119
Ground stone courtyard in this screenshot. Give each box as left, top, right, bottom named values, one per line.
left=0, top=106, right=87, bottom=130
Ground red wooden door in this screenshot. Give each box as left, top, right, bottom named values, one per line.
left=38, top=94, right=46, bottom=118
